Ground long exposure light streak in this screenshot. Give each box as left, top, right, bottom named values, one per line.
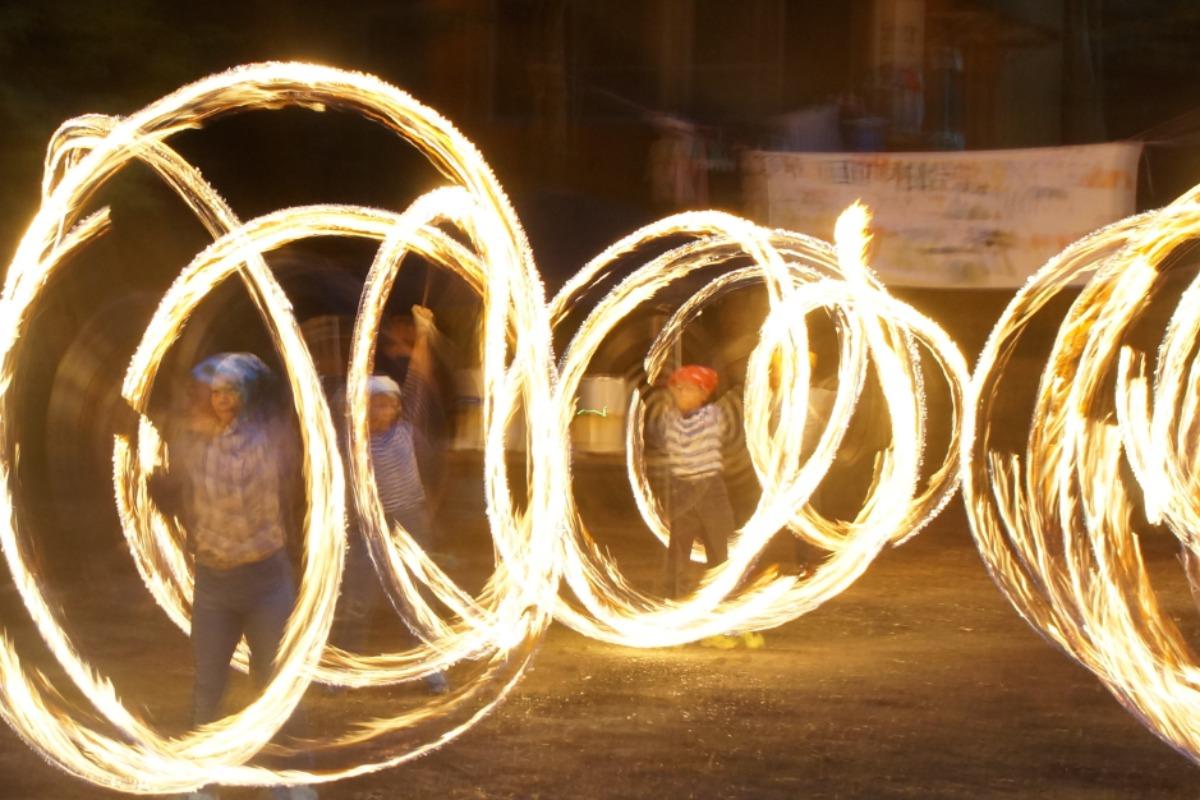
left=962, top=185, right=1200, bottom=765
left=1, top=61, right=970, bottom=795
left=551, top=204, right=969, bottom=647
left=0, top=63, right=564, bottom=793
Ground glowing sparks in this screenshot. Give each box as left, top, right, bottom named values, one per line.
left=1, top=61, right=971, bottom=795
left=551, top=205, right=969, bottom=648
left=962, top=187, right=1200, bottom=765
left=1, top=63, right=564, bottom=792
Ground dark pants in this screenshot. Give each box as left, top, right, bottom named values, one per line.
left=332, top=504, right=431, bottom=652
left=191, top=549, right=295, bottom=726
left=666, top=475, right=733, bottom=598
left=330, top=505, right=447, bottom=692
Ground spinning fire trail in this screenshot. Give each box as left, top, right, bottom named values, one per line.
left=1, top=63, right=565, bottom=793
left=0, top=63, right=965, bottom=793
left=963, top=185, right=1200, bottom=768
left=551, top=205, right=969, bottom=647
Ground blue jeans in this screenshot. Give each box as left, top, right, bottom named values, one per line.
left=191, top=549, right=295, bottom=726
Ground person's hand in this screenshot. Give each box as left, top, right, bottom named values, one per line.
left=412, top=305, right=436, bottom=338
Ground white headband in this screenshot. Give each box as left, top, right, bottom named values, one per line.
left=368, top=375, right=402, bottom=399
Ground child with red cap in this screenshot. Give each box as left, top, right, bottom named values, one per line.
left=644, top=364, right=765, bottom=648
left=653, top=365, right=763, bottom=648
left=654, top=365, right=737, bottom=596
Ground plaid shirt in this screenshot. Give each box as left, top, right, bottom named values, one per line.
left=177, top=416, right=296, bottom=569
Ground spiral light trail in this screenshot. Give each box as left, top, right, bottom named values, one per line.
left=0, top=63, right=564, bottom=793
left=962, top=184, right=1200, bottom=765
left=0, top=62, right=970, bottom=794
left=551, top=204, right=969, bottom=647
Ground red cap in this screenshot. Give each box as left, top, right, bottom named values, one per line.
left=668, top=365, right=718, bottom=396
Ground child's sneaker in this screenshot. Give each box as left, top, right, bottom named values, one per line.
left=699, top=634, right=738, bottom=650
left=424, top=671, right=450, bottom=695
left=740, top=631, right=766, bottom=649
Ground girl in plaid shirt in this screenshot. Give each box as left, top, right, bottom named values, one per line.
left=167, top=353, right=315, bottom=800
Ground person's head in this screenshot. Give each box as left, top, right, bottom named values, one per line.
left=379, top=315, right=417, bottom=358
left=367, top=375, right=402, bottom=433
left=209, top=374, right=242, bottom=425
left=193, top=352, right=271, bottom=427
left=667, top=365, right=718, bottom=413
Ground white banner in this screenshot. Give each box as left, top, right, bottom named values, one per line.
left=742, top=143, right=1142, bottom=288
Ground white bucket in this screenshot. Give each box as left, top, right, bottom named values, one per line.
left=572, top=376, right=629, bottom=454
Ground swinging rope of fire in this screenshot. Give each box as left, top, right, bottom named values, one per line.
left=0, top=62, right=992, bottom=793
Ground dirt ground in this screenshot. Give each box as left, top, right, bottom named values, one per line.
left=3, top=487, right=1200, bottom=800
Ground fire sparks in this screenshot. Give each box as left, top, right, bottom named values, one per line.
left=0, top=61, right=971, bottom=794
left=551, top=203, right=969, bottom=647
left=2, top=63, right=564, bottom=792
left=962, top=186, right=1200, bottom=764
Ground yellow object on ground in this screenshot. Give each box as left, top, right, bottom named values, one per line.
left=699, top=634, right=739, bottom=650
left=740, top=632, right=766, bottom=649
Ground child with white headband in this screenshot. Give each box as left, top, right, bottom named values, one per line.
left=335, top=305, right=449, bottom=694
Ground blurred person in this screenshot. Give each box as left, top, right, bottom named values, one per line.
left=657, top=365, right=734, bottom=599
left=160, top=353, right=316, bottom=800
left=649, top=365, right=735, bottom=598
left=374, top=309, right=453, bottom=513
left=332, top=305, right=448, bottom=695
left=647, top=113, right=709, bottom=210
left=647, top=364, right=762, bottom=649
left=785, top=344, right=889, bottom=575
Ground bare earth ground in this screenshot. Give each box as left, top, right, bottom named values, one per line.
left=2, top=492, right=1200, bottom=799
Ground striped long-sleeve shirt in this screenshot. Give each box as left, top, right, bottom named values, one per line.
left=370, top=421, right=426, bottom=514
left=650, top=395, right=740, bottom=480
left=369, top=363, right=434, bottom=514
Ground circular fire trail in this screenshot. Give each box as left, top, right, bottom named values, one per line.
left=551, top=206, right=969, bottom=647
left=0, top=62, right=968, bottom=794
left=0, top=63, right=564, bottom=793
left=962, top=185, right=1200, bottom=764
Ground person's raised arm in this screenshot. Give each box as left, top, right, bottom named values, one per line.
left=402, top=305, right=437, bottom=426
left=409, top=305, right=436, bottom=381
